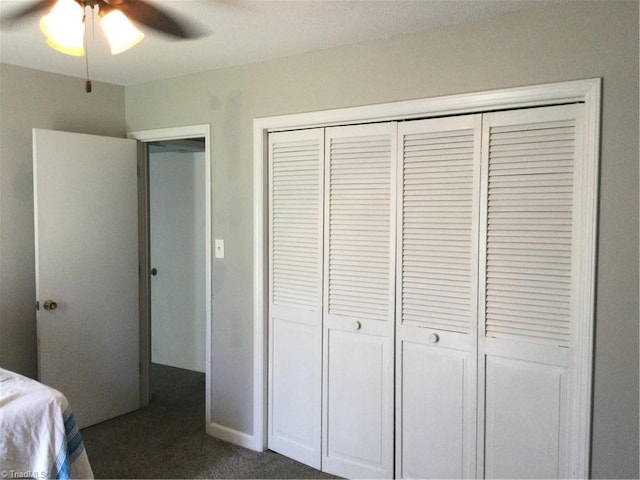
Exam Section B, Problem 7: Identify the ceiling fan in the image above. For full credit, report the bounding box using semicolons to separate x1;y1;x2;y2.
1;0;201;37
1;0;202;90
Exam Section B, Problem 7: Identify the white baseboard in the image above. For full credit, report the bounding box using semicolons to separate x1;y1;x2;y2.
206;422;263;452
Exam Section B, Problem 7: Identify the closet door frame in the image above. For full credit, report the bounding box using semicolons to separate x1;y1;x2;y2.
253;78;600;477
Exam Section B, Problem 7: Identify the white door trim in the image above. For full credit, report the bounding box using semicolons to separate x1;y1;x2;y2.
253;78;600;474
128;124;212;429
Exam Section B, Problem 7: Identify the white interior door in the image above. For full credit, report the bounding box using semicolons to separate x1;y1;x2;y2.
33;128;140;428
268;128;324;468
477;104;584;478
322;123;396;479
396;115;481;479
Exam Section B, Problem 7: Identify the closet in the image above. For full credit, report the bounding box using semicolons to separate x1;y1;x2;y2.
267;102;592;479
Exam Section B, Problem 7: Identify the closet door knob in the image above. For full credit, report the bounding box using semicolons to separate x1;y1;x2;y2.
353;321;362;331
428;333;440;344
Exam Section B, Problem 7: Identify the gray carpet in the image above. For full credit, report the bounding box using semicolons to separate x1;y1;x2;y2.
81;363;337;479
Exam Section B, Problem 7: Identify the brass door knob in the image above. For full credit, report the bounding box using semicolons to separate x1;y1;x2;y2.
43;300;58;311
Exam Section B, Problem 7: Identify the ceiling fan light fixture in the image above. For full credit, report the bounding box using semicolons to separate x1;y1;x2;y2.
40;0;85;56
99;8;144;55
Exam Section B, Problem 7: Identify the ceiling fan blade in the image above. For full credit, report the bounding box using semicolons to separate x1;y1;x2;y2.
110;0;202;39
0;0;57;27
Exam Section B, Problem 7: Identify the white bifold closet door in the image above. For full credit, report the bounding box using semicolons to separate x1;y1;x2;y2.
267;102;592;480
395;103;588;479
477;104;585;479
268;128;324;469
322;123;396;479
395;114;481;479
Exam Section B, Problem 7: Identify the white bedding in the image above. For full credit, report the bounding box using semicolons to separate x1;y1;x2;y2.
0;368;94;479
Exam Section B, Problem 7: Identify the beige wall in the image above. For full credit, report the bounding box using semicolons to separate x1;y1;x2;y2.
0;64;126;375
126;1;639;477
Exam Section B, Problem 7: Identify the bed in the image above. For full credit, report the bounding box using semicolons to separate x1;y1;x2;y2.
0;368;94;479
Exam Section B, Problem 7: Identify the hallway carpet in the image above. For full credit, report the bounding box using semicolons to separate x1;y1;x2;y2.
81;364;336;479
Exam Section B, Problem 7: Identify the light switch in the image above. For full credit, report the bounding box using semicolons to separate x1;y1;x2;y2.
215;239;224;259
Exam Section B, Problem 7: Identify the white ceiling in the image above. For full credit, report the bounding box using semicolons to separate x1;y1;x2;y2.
0;0;561;86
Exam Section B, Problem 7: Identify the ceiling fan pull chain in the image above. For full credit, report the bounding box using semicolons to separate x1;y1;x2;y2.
84;12;92;93
90;4;96;40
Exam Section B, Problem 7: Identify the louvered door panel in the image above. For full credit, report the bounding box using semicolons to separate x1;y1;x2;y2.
478;104;584;478
326;135;393;322
485;119;575;346
396;115;480;478
322;123;396;479
268;129;324;469
400;121;479;334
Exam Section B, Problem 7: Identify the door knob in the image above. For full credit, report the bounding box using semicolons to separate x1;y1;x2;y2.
150;268;158;276
43;300;58;311
353;320;362;331
428;333;440;344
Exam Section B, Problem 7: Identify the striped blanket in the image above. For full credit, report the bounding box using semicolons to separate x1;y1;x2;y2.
0;368;94;479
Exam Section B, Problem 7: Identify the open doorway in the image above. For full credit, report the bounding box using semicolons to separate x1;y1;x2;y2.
148;138;206;372
148;138;206;399
130;124;212;428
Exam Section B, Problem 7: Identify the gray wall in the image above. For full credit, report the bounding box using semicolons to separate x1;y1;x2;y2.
0;64;126;376
126;1;639;477
0;0;636;477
